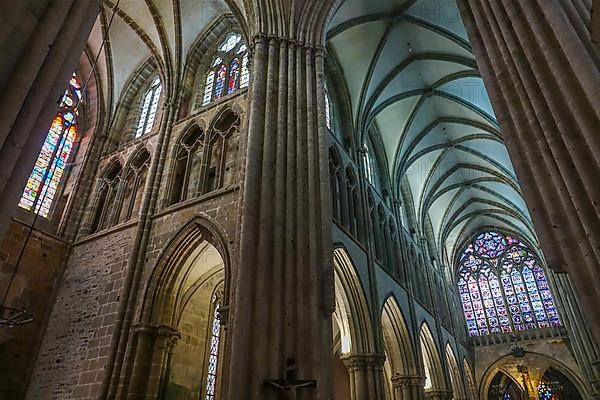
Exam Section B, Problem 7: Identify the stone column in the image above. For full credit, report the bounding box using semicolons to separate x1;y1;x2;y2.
457;0;600;343
126;324;180;399
392;374;433;400
226;34;334;399
414;377;429;400
391;374;412;400
342;354;386;399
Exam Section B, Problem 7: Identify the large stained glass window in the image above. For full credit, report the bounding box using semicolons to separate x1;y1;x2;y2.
19;74;82;218
204;302;221;400
457;231;560;337
135;76;162;138
201;32;249;106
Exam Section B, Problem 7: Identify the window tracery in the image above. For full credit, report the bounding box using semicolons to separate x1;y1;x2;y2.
168;110;240;206
457;231;560;337
90;163;122;233
201;33;249;107
204;298;221;400
363;139;377;187
135;76;162;138
19;73;81;218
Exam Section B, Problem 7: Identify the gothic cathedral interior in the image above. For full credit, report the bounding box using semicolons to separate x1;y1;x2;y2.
0;0;599;399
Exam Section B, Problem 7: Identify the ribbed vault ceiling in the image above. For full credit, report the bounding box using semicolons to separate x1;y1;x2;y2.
327;0;537;262
87;0;243;113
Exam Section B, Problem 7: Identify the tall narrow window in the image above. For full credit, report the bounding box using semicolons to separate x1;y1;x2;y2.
204;304;221;400
456;231;560;337
227;58;240;94
363;140;376;185
19;74;81;218
214;64;227;100
240;52;250;88
135;76;162;138
324;81;332;130
203;72;216;105
201;32;249;106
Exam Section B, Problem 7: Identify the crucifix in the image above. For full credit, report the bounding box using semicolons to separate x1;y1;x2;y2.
264;358;317;400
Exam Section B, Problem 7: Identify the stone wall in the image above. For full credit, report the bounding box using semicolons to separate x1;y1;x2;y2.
26;226;135;399
24;94;246;399
165;271;223;400
0;220;68;399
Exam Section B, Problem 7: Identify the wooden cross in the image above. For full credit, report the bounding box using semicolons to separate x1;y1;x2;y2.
265;358;317;400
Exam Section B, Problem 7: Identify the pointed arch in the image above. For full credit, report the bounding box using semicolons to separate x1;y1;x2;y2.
118;146;151;222
88;159;123;233
479;352;589;400
445;343;467;400
205;107;242;192
381;295;417;398
418;323;445;392
106;58;161;149
455;231;561;337
329;145;343;223
168;123;206;205
135;215;232;400
18;73;83;218
332;246;376;355
140;215;232;326
463;358;477;400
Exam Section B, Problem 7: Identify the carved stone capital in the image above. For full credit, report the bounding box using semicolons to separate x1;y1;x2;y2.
392;374;426;388
425;389;454;400
391;373;413;388
341;353;386;371
251;33;325;53
133;323;180;343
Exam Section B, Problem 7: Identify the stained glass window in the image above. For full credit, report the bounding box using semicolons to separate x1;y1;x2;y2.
538;381;553;400
456;231;560;337
135;76;162;138
227;58;240;94
240;53;250;88
202;72;215;106
201;32;249;106
19;73;81;218
205;304;221;400
218;32;241;52
214;64;226;99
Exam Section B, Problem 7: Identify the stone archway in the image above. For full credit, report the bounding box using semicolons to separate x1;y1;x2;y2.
445;344;467;400
419;324;449;400
161;242;225;400
479;352;589;400
332;246;383;400
122;217;232;399
381;295;420;400
463;359;477;400
488;371;525;400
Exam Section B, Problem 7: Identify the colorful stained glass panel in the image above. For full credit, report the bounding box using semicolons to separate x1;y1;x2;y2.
19;74;80;218
214;64;226;99
456;231;560;337
227;58;240;94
